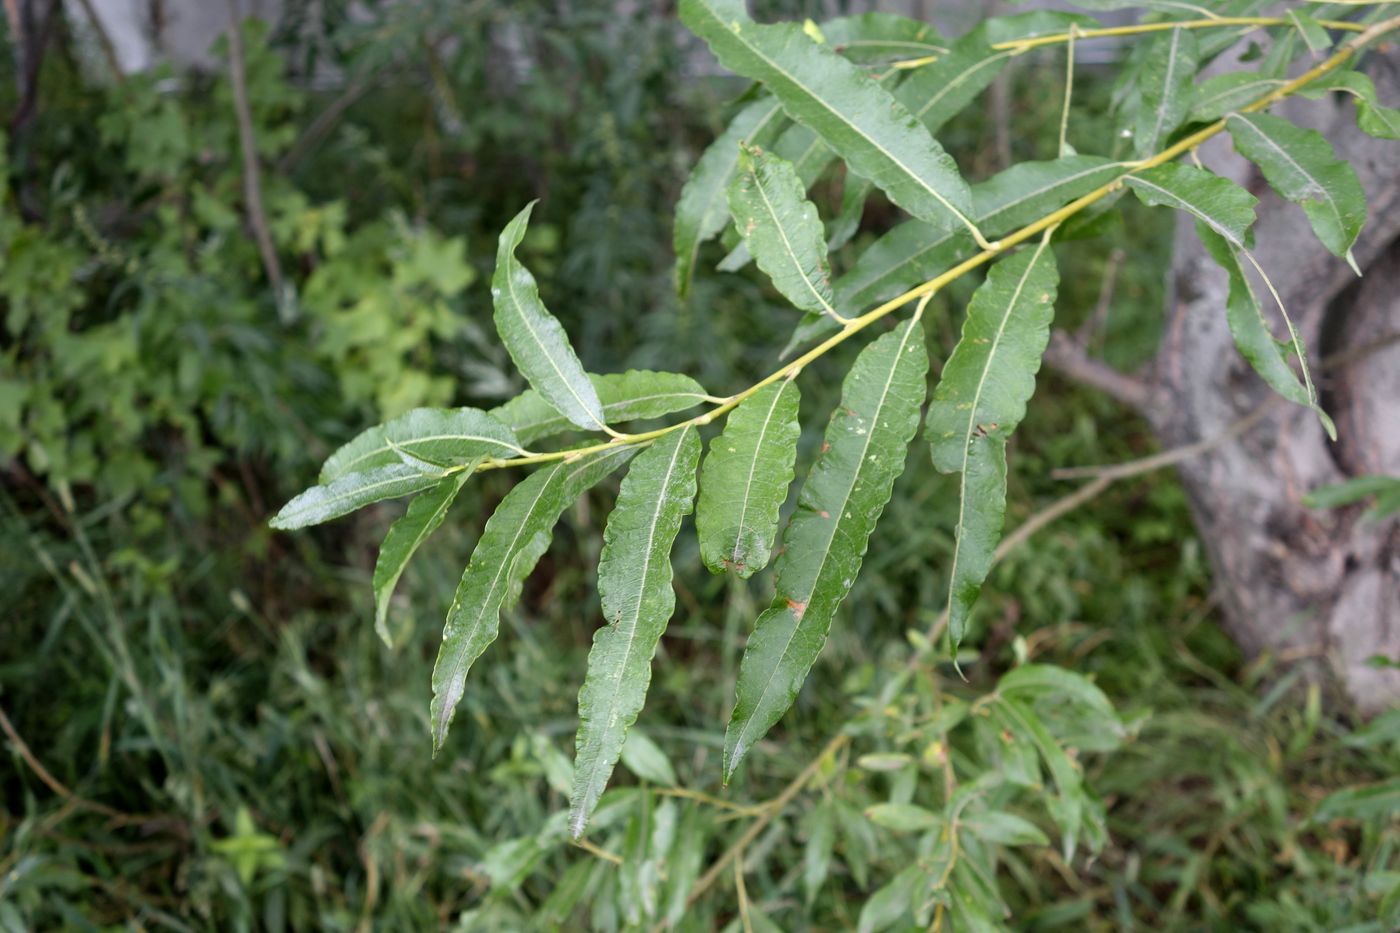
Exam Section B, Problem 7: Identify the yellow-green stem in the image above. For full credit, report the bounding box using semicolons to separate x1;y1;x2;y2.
476;15;1398;476
890;15;1368;71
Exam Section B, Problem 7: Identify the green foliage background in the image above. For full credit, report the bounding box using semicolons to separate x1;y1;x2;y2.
2;2;1397;929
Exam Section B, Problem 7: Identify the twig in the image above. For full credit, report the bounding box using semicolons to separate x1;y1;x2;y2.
665;732;850;923
224;1;285;302
277;74;378;174
0;704;127;822
1044;330;1156;413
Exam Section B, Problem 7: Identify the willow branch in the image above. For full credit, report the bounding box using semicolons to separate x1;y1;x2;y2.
476;18;1398;478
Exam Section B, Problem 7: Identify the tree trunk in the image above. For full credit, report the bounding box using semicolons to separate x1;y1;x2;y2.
1148;56;1400;714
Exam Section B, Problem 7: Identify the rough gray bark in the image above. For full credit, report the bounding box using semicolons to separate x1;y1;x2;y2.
1147;56;1400;714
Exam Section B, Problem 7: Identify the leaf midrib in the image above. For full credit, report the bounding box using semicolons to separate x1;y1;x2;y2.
503;262;605;431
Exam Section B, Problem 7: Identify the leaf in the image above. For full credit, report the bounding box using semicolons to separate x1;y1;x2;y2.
894;32;1011;137
1304;475;1400;511
802;801;836;906
696;379;801;578
820;12;947;64
372;468;475;646
491;370;712;446
1313;778;1400;823
960;810;1050;847
1287;10;1331;56
674;96;786;298
570;427;701;836
827;174;873;253
270;464;446;530
620;730;678;786
857;864;923;933
728;145;842;321
681;0;978;239
1189;73;1286;124
1124;163;1257;249
996;664;1117;723
1300;70;1400;141
429;445;637;753
864;802;941;833
724;318;928;779
1195;224;1333;437
1226;112;1367;268
319;407;524;484
492;202;606;431
1133;28;1198;158
662;806;708;927
926;240;1059;646
993;698;1085;857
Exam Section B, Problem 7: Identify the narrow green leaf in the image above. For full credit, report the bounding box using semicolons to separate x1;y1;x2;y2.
1125;162;1257;249
827;174;873;253
372;467;475;647
926;241;1059;646
724;318;928;779
570;427;701;836
1301;70;1400;141
491;370;712;446
1303;475;1400;510
820;13;946;64
696;379;801;577
620;730;678;786
1287;10;1331;56
961;810;1050;847
996;664;1117;723
1314;778;1400;823
674;96;786;298
802;801;836;906
319;407;524;484
1195;224;1333;437
1134;28;1199;158
857;864;923;933
1226;112;1366;266
493;202;606;431
1357;98;1400;141
681;0;978;238
662;806;708;927
430;445;637;753
1189;73;1286;124
894;33;1010;137
993;698;1085;856
728;145;842;321
864;802;941;833
271;464;445;531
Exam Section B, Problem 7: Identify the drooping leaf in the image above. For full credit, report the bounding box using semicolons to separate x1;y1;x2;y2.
662;806;709;927
857;864;924;933
696;379;801;577
1195;224;1334;437
492;202;606;431
926;240;1059;646
271;464;446;531
570;427;701;836
827;174;874;254
1300;70;1400;141
996;663;1117;723
1124;162;1257;248
1133;28;1199;157
619;730;678;786
724;318;928;779
372;467;475;646
992;698;1085;857
1287;10;1331;56
681;0;978;238
1226;111;1367;268
728;145;842;321
674;96;786;298
802;800;836;906
492;370;712;446
319;407;525;484
430;445;637;753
